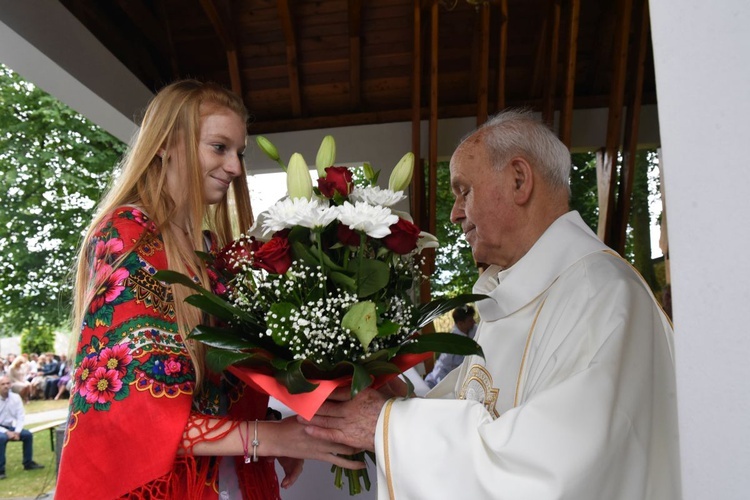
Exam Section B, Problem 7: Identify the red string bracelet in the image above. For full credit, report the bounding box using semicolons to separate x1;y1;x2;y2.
238;420;252;464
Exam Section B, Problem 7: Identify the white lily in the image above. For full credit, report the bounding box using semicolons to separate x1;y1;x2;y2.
388;152;415;192
315;135;336;177
287;153;313;200
416;231;439;251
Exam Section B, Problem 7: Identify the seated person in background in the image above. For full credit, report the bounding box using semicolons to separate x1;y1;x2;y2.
43;355;68;400
424;306;478;389
7;357;31;403
0;376;44;480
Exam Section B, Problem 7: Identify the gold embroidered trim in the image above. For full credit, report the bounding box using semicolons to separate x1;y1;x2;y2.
514;297;547;407
382;398;397;500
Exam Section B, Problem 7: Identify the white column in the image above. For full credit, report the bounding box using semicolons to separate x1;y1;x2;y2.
650;1;750;499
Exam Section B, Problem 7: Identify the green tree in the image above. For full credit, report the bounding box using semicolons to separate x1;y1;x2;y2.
430;161;478;297
0;64;126;334
20;324;55;355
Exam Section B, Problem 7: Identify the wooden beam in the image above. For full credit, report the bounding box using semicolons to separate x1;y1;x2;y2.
116;0;170;58
612;0;650;253
599;0;633;245
542;0;562;126
477;2;491;126
276;0;303;117
411;0;424;231
428;0;438;239
558;0;580;147
199;0;242;96
496;0;508;112
348;0;362;110
530;16;549;99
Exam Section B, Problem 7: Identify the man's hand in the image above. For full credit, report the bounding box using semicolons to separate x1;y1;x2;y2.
301;388;388;452
6;430;20;440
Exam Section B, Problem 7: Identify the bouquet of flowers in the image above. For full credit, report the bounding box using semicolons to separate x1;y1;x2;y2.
157;135;485;494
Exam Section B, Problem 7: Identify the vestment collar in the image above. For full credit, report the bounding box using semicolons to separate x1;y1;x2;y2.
473;211;609;321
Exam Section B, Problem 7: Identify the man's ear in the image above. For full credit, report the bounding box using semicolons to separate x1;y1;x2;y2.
509;157;533;204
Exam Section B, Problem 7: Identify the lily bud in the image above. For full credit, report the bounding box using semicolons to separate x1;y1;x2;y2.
315;135;336;177
388;152;415;192
287;153;313;200
256;136;281;163
362;162;375;181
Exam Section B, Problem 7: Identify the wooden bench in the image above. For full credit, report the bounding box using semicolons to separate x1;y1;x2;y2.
27;418;67;452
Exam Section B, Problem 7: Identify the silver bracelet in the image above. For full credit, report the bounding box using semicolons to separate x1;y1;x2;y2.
251;419;260;462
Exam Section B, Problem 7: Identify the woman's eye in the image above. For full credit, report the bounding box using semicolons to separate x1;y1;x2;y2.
212;144;226;153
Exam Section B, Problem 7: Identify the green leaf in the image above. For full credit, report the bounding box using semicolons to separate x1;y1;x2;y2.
205;349;252;373
342;301;379;350
155;270;258;325
275;360;319;394
399;332;485;358
377;321;401;338
330;271;356;292
417;293;489;329
352;258;389;297
310;244;346;271
194;250;214;263
188;325;260;350
361;360;402;376
350;363;373;398
291;240;320;268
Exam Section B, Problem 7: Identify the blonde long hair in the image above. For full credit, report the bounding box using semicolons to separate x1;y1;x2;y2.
71;80;253;387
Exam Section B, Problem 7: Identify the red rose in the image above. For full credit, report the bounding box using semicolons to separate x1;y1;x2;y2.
382;218;421;254
337;223;361;246
253;235;293;274
317;166;353;198
216;237;262;274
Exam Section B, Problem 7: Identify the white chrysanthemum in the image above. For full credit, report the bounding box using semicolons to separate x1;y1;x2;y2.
262;197;320;235
295;202;339;230
349;186;406;207
337;201;398;238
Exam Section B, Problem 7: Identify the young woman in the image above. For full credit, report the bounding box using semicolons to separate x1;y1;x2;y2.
56;80;362;499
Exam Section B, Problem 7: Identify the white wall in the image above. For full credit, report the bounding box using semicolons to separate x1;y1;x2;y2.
650;1;750;499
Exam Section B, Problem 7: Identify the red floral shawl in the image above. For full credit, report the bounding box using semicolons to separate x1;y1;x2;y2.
56;207;279;500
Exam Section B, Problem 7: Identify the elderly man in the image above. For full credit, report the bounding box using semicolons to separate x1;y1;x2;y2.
305;110;680;499
0;375;44;479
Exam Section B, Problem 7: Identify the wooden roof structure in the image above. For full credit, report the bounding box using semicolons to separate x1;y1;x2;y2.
59;0;656;253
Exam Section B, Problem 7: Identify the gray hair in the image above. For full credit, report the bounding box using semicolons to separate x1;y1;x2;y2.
465;109;572;194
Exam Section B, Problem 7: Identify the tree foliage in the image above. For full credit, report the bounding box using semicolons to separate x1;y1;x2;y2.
20;324;56;355
429;161;478;297
0;64;126;334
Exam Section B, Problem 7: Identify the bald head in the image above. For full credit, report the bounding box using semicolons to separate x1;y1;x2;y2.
449;110;571;269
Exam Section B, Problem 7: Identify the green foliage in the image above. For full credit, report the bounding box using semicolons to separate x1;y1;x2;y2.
570;152;599;233
19;324;55;354
430;161;478;297
0;64;126;334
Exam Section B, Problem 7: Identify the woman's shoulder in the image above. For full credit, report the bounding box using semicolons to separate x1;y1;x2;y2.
94;205;159;239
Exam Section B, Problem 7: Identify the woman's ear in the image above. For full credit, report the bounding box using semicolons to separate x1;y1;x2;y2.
509;157;534;204
157;148;166;160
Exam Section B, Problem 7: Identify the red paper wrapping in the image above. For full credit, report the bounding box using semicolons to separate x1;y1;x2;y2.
228;352;432;420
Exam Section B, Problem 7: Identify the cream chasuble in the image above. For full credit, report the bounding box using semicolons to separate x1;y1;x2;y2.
374;211;680;500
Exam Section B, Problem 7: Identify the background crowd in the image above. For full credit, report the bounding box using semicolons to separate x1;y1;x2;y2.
0;352;71;403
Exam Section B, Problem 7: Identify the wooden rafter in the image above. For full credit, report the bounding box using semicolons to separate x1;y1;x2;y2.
348;0;362;109
496;0;508;112
477;2;491;126
276;0;302;117
411;0;424;231
542;0;562;126
116;0;170;59
429;0;438;240
598;0;633;243
559;0;580;147
531;16;549;99
611;0;650;253
199;0;242;96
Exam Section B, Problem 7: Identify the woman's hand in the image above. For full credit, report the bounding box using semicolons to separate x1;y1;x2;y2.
276;457;304;489
264;416;365;470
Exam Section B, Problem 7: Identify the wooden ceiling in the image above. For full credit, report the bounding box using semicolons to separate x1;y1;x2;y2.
58;0;656;136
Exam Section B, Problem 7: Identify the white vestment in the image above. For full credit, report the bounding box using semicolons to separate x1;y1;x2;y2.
375;211;680;499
